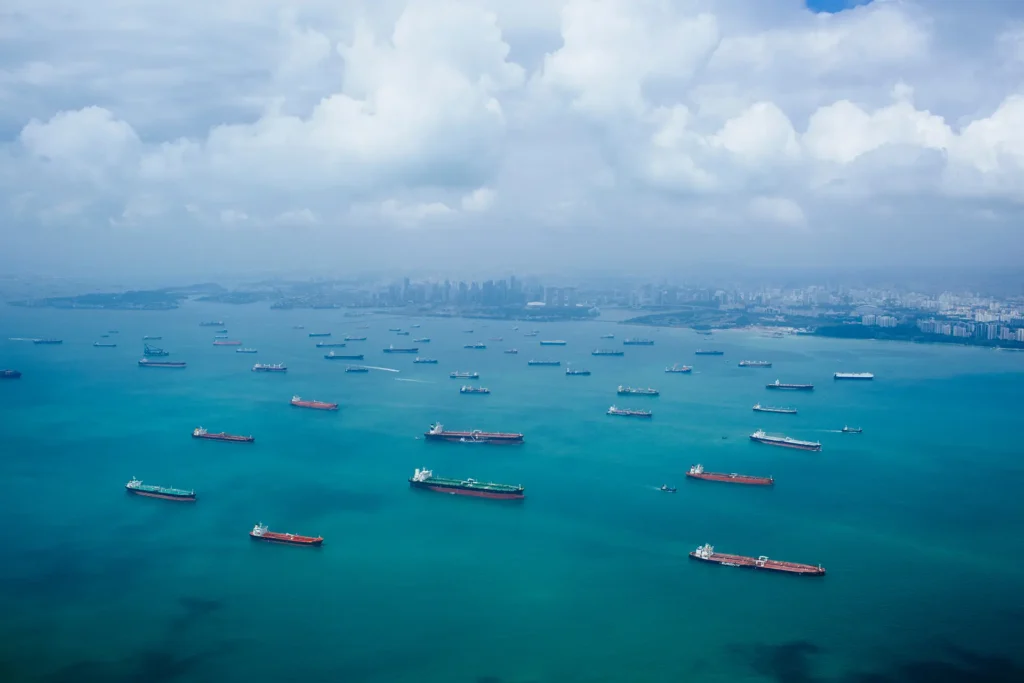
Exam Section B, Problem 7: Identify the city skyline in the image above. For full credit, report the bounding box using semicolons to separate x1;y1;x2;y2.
3;0;1024;277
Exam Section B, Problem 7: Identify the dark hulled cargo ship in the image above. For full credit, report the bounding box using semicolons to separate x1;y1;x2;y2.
695;350;724;355
623;339;654;346
252;363;287;373
32;338;63;344
689;543;824;576
325;352;364;360
424;422;523;444
125;477;195;501
249;523;323;546
592;349;624;356
384;345;418;354
766;380;813;390
409;468;524;500
753;404;797;414
192;427;254;443
316;342;346;348
750;430;821;451
686;464;773;486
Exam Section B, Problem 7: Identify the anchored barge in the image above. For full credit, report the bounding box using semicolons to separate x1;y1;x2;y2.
689;543;824;576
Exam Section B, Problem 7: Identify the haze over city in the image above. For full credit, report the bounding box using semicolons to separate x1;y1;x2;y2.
3;0;1024;280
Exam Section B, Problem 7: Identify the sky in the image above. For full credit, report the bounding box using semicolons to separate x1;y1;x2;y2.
1;0;1024;282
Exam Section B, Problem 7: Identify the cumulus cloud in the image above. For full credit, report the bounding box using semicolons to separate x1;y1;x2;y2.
1;0;1023;274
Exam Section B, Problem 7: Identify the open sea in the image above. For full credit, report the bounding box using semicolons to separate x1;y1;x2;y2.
1;303;1023;683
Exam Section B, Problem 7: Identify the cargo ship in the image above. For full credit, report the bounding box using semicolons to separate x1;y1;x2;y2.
540;340;567;346
689;544;824;576
527;360;560;366
695;350;724;355
325;352;364;360
139;358;186;368
1;369;23;379
749;429;821;451
834;372;874;380
126;478;195;501
753;404;797;414
450;371;479;379
623;339;654;346
600;334;615;339
413;338;431;343
252;363;287;373
460;385;491;394
236;348;258;354
766;380;813;390
308;332;331;338
344;336;367;341
213;340;243;346
192;427;254;443
144;344;169;356
409;468;525;500
504;348;518;354
396;331;410;336
93;342;117;347
739;360;772;367
384;345;418;354
345;366;369;373
665;364;692;373
607;405;652;418
566;368;591;376
32;338;62;345
464;343;487;349
841;426;863;434
143;335;162;340
424;422;523;444
199;321;224;327
413;357;437;364
290;395;338;410
686;464;773;486
592;349;624;356
249;523;323;547
617;386;659;396
388;328;402;332
316;342;346;348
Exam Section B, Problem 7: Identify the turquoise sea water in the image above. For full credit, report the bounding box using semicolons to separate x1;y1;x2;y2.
1;304;1023;682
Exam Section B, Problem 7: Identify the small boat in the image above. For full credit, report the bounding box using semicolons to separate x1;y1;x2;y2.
659;485;677;493
841;426;863;434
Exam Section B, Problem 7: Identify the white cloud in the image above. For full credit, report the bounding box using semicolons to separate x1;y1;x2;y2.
1;0;1023;274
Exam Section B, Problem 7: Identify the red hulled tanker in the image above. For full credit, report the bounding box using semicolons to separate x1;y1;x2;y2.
689;544;825;576
686;464;773;486
249;523;323;546
290;395;338;411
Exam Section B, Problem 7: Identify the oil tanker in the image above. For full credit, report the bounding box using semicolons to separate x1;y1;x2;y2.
125;478;195;501
316;342;346;348
527;360;560;366
424;422;523;444
138;358;186;368
834;372;874;380
766;380;813;390
686;464;773;486
750;429;821;451
753;404;797;414
607;405;652;418
617;386;659;396
665;364;692;373
739;360;772;368
213;340;243;346
344;336;367;341
384;345;418;354
409;468;524;500
325;352;364;360
192;427;254;443
252;363;287;373
623;339;654;346
290;395;338;411
308;332;332;337
592;349;624;356
689;543;824;576
460;385;491;394
695;350;724;355
249;523;323;546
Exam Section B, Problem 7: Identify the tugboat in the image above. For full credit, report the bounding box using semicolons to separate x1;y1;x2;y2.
192;427;255;443
659;485;677;493
841;426;863;434
423;422;523;444
607;405;652;418
249;523;323;546
252;363;287;373
125;477;195;502
460;385;491;394
689;543;825;576
409;468;525;500
686;464;773;486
